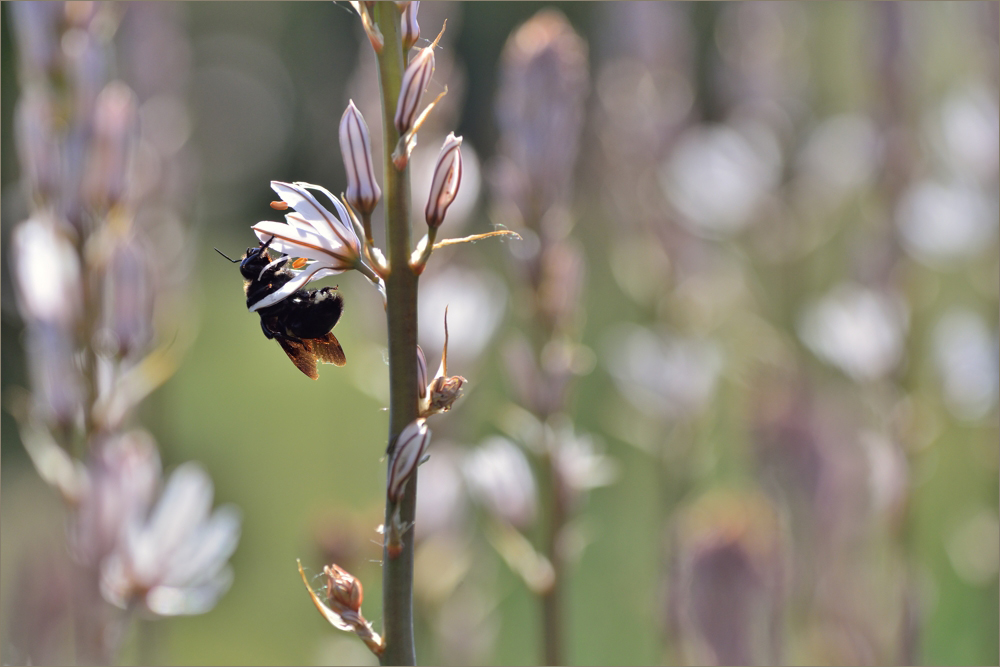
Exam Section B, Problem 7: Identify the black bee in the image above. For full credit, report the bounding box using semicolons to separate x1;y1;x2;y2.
217;237;346;379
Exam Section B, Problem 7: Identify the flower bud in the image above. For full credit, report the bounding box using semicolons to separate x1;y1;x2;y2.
387;418;431;502
324;564;363;614
401;1;420;51
339;100;381;215
425;133;462;229
394;45;435;135
416;345;428;400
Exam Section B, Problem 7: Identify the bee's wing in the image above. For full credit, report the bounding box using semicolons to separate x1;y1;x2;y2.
308;332;347;367
276;336;320;380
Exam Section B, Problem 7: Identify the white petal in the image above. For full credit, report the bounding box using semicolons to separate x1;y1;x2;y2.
145;567;234;616
161;505;242;588
248;265;344;312
135;463;213;581
253;221;345;257
271;181;360;252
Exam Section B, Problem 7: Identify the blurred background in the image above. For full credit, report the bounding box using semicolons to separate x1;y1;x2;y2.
1;2;997;665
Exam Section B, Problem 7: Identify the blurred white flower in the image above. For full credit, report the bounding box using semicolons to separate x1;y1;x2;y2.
798;283;908;383
549;425;617;499
12;214;82;326
418;266;506;365
71;431;161;568
795;113;880;203
896;180;996;268
661;123;780;237
101;462;241;616
933;83;1000;182
463;437;537;528
605;323;723;420
932;308;999;421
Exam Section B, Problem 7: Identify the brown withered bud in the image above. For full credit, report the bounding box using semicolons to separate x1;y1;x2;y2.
324;564;363;614
428;374;466;414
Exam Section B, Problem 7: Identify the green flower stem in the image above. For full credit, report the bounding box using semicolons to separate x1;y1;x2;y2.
374;4;419;665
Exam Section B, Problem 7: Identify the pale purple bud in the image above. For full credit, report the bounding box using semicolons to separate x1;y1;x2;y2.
401;1;421;51
394;46;435;135
339;100;381;215
102;237;153;358
416;345;428;400
425;133;462;229
387;419;431;503
84;81;138;210
14;89;60;204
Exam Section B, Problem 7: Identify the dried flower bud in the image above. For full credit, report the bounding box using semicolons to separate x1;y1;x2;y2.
425;133;463;229
401;1;421;51
394;45;435;135
339;100;381;215
325;564;363;614
428;374;466;414
387;418;431;502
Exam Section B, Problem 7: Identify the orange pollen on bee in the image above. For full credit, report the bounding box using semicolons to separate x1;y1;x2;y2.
291;257;308;269
270;201;289;210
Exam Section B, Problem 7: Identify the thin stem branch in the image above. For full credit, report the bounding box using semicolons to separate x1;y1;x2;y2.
374;4;419;665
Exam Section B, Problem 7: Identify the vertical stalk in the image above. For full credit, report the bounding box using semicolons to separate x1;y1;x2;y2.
541;450;565;666
373;5;419;665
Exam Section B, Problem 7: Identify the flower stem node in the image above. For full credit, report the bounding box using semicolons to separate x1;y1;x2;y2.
387;418;431;503
339;101;381;217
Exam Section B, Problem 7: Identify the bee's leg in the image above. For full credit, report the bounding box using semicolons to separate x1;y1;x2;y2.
260;318;276;340
273;331;305;344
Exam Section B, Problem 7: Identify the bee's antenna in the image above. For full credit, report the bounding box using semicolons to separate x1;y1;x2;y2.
260;235;276;251
214;248;240;263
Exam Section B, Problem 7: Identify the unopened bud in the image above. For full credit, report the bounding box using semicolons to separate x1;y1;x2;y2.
401;1;420;51
84;81;137;210
416;345;428;400
340;101;381;215
324;564;363;614
425;132;462;229
394;45;435;135
387;418;431;502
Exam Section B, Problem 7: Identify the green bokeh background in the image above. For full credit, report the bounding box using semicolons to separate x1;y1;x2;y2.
2;2;997;665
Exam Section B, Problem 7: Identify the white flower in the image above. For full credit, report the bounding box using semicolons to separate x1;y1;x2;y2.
100;462;241;616
251;181;366;311
463;437;537;528
798;283;908;383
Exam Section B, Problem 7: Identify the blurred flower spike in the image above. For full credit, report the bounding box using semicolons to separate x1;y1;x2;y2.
400;1;420;52
340;101;381;217
100;462;242;616
425;132;463;230
387;418;431;503
297;560;384;656
251;181;383;310
419;307;467;417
